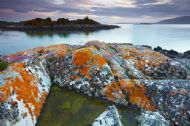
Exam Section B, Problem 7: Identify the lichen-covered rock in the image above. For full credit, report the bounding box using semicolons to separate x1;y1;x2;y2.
174;58;190;78
137;110;170;126
144;80;190;125
0;59;51;126
154;46;190;78
0;41;189;125
47;46;127;105
92;105;123;126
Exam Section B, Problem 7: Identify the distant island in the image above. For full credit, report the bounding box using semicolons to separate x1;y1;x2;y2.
0;17;119;31
157;16;190;24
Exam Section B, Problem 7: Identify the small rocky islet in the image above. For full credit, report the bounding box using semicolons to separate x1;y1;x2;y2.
0;17;119;31
0;41;190;126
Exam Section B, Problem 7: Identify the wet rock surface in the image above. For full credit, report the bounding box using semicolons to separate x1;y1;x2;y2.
0;41;189;126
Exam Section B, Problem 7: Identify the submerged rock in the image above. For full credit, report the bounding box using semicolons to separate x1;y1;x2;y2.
0;41;189;125
92;105;123;126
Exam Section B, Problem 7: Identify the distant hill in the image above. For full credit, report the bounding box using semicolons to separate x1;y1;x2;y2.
157;16;190;24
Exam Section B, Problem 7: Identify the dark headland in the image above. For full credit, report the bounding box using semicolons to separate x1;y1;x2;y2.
0;17;119;31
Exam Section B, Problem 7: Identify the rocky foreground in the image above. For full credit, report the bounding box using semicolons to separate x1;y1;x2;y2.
0;41;190;126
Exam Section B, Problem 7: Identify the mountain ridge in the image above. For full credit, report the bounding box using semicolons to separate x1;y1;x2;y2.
157;16;190;24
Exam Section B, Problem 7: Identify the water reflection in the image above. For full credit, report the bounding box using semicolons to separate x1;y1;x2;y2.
37;85;139;126
25;31;93;38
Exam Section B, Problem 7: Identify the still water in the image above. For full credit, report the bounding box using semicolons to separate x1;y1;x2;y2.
36;85;139;126
0;24;190;54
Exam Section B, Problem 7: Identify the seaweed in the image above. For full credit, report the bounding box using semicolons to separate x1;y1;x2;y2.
0;61;8;71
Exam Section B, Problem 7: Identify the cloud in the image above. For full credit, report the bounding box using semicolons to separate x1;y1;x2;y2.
28;10;59;17
0;0;190;23
142;0;172;5
46;0;65;5
80;0;137;8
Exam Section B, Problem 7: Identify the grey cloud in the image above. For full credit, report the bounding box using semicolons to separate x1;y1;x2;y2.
0;0;189;22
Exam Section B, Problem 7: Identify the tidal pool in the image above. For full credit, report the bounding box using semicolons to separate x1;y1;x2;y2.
36;85;139;126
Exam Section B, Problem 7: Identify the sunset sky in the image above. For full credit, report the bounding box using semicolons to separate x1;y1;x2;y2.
0;0;189;23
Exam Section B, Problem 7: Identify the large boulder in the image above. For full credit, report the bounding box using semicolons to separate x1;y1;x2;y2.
0;41;189;125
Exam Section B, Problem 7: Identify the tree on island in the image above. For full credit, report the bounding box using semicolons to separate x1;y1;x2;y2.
24;17;52;26
56;18;70;25
23;17;100;26
73;16;100;24
45;17;52;25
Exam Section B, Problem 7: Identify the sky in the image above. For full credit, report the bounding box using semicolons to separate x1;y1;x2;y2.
0;0;189;23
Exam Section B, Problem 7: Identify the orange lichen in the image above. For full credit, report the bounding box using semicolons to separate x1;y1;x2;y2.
0;82;11;102
44;44;68;57
72;47;106;79
135;59;147;72
6;44;68;61
104;78;156;111
119;79;156;111
10;62;25;69
75;75;81;80
93;55;107;68
0;62;48;120
73;48;92;66
78;66;91;79
33;44;68;57
124;47;168;76
119;79;128;89
104;81;125;102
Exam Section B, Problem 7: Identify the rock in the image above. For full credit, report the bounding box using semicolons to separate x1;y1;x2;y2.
137;110;170;126
154;46;190;59
0;41;189;125
183;51;190;58
144;80;190;126
174;58;190;78
154;46;163;52
92;105;123;126
142;45;152;49
47;46;127;105
0;59;51;126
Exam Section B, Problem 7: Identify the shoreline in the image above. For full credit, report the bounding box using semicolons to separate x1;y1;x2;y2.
0;24;120;31
0;42;189;59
